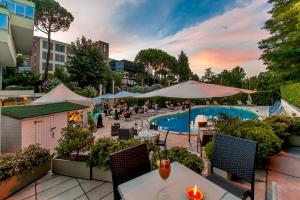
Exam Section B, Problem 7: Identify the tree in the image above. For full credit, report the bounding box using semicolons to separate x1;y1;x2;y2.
66;36;110;90
177;51;192;82
135;49;178;85
201;68;216;83
191;73;200;81
259;0;300;82
35;0;74;80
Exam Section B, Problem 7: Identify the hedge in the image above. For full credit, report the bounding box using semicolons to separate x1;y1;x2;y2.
281;82;300;108
0;145;51;181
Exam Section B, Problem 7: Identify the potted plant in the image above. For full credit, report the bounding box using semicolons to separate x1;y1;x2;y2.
288;118;300;146
0;145;51;200
52;126;94;179
87;138;141;182
150;147;204;174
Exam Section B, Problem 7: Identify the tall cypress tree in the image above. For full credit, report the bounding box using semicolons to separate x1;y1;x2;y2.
178;51;192;82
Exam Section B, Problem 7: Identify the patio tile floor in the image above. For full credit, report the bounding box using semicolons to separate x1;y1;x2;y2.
8;173;113;200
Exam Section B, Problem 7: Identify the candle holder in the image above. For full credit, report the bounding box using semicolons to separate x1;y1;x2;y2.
186;186;204;200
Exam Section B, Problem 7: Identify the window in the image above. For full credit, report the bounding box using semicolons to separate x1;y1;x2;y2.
0;13;8;30
16;3;25;16
6;0;15;14
42;63;53;71
55;43;65;52
55;54;65;62
43;41;53;50
25;6;34;19
43;52;53;60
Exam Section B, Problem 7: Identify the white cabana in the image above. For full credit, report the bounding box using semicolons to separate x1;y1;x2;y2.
32;84;92;106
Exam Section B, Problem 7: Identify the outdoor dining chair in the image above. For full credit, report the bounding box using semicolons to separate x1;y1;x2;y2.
156;130;169;150
118;128;133;140
149;124;159;131
111;123;120;137
207;134;257;200
110;143;151;200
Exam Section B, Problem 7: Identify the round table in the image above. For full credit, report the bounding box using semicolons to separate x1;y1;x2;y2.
137;129;160;142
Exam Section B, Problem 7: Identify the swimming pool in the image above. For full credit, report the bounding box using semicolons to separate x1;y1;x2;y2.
151;106;258;133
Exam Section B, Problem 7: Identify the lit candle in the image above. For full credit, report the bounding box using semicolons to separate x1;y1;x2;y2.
193;185;197;199
186;184;203;200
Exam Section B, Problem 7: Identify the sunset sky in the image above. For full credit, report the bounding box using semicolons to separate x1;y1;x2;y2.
35;0;271;77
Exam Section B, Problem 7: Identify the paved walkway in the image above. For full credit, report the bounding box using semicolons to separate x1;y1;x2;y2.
8;173;113;200
267;147;300;200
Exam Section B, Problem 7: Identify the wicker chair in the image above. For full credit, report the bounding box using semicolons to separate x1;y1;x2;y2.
149;124;159;131
207;134;257;200
110;144;151;200
111;123;120;136
118;128;133;140
156;130;169;150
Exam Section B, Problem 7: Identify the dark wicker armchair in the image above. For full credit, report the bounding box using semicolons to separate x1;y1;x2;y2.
111;123;120;136
110;144;151;200
207;134;257;200
118;128;133;140
156;130;169;150
149;124;158;131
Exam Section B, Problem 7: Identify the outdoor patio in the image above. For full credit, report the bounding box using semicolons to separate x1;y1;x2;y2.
8;173;113;200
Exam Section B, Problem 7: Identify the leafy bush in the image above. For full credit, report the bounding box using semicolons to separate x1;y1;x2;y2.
78;86;98;97
264;115;294;139
55;126;95;161
205;140;214;160
290;118;300;136
87;138;141;170
216;115;281;161
0;144;51;181
233;121;281;161
40;78;61;92
151;147;204;174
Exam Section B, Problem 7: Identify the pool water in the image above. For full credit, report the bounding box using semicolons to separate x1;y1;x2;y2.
151;106;258;133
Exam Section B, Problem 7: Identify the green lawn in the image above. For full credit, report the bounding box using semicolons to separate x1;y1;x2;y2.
281;82;300;108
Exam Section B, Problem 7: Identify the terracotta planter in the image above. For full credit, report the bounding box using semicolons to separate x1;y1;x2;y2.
52;158;91;179
0;160;51;200
92;166;112;182
288;136;300;147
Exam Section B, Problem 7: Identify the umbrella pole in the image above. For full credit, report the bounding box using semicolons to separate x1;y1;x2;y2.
188;105;191;147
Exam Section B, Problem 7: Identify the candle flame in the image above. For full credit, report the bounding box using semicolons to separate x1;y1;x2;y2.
194;185;197;196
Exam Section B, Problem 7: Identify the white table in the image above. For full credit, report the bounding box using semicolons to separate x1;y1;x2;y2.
118;162;239;200
137;129;160;141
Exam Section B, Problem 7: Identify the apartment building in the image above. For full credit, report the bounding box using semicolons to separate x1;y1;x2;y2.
30;36;70;74
0;0;35;67
30;37;110;75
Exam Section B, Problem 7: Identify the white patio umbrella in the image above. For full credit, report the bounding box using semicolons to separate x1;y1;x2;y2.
138;80;256;144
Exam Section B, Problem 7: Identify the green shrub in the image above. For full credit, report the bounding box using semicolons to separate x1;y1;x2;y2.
151;147;204;174
233;121;281;161
79;86;98;97
0;144;51;181
55;126;95;161
41;78;61;92
87;138;141;170
264;115;294;139
290;118;300;136
216;115;281;161
205;140;214;160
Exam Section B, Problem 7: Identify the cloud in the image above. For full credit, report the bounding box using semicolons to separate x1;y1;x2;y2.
36;0;271;77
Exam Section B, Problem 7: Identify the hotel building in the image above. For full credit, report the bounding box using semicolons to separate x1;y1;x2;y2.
0;0;35;89
30;36;109;75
